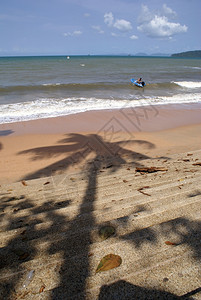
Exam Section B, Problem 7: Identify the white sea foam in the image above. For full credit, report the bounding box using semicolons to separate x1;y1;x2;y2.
183;66;201;70
42;83;61;86
1;92;201;124
174;81;201;88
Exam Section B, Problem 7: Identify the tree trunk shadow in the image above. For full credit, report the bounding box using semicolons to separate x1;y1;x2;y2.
50;161;100;299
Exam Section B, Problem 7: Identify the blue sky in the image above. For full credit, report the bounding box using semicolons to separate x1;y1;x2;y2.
1;0;201;56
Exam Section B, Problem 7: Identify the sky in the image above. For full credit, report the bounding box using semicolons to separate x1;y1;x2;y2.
1;0;201;56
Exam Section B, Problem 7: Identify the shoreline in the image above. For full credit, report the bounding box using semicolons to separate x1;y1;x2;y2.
0;103;201;184
1;102;201;136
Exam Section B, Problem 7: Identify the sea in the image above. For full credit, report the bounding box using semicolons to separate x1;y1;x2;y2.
0;55;201;124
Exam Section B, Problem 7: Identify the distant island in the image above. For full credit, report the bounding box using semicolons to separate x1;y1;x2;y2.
171;50;201;58
134;52;170;57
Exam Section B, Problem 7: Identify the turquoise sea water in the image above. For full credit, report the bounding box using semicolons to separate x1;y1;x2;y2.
0;55;201;124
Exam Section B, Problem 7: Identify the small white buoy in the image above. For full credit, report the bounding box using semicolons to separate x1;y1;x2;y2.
67;56;70;59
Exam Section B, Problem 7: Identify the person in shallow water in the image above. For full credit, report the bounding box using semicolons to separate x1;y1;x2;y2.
136;77;145;86
136;77;142;83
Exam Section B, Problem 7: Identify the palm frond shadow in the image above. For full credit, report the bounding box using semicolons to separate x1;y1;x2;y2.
18;133;157;180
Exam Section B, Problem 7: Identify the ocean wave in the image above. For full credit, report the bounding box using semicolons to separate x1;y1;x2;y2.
173;81;201;88
0;92;201;124
0;80;198;95
183;66;201;70
0;82;127;94
42;83;61;86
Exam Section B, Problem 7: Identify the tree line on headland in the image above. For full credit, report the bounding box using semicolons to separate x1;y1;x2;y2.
171;50;201;58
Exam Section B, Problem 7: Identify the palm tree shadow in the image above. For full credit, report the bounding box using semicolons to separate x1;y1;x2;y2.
47;134;156;298
18;133;156;180
16;132;172;298
1;132;200;298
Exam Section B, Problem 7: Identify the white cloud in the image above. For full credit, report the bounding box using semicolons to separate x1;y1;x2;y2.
64;30;82;37
130;35;138;40
92;25;104;34
138;15;187;38
104;12;132;34
162;4;177;19
113;19;132;32
104;12;114;27
73;30;82;36
137;5;152;24
137;5;187;38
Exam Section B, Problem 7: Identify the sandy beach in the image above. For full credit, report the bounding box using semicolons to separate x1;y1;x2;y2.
0;104;201;184
0;104;201;299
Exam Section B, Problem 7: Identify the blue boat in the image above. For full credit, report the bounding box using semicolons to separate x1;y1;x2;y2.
130;78;146;88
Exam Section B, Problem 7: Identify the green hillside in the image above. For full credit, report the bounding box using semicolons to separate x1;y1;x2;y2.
171;50;201;58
